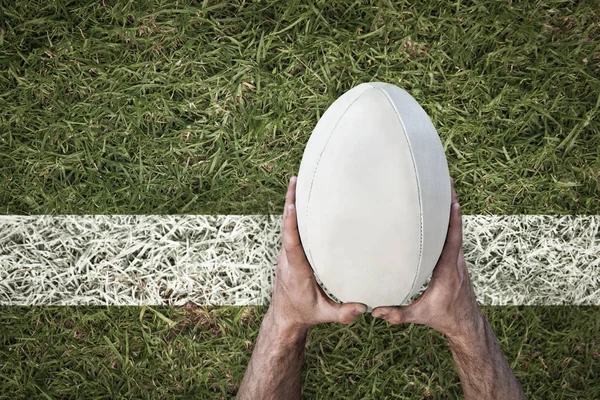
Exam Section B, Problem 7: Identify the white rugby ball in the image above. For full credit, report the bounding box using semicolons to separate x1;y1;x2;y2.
295;82;451;309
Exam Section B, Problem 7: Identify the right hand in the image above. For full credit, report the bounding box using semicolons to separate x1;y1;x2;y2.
371;179;483;338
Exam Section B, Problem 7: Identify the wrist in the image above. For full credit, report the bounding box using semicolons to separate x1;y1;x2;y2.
444;299;486;342
264;307;310;340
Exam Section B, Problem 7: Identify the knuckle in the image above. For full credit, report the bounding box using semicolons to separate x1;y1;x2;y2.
284;240;301;253
453;204;461;216
388;312;402;324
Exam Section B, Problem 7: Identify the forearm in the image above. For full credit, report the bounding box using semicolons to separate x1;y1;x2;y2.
446;308;526;400
237;308;308;400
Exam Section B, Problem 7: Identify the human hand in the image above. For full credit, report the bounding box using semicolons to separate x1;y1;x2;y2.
371;179;482;338
268;176;368;331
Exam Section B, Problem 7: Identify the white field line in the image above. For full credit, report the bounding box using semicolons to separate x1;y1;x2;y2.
0;215;598;306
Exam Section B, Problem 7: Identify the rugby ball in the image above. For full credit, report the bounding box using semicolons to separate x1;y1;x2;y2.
295;82;451;309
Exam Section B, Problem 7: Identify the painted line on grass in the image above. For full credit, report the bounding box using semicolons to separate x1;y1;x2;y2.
0;215;598;306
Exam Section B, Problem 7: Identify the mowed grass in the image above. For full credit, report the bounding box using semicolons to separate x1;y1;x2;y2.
0;0;599;215
0;306;598;399
1;0;600;399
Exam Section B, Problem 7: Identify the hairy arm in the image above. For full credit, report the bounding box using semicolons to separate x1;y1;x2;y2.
446;306;527;399
237;309;308;400
236;176;366;399
372;179;526;399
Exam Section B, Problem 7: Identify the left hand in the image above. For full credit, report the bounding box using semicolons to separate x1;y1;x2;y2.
268;176;368;331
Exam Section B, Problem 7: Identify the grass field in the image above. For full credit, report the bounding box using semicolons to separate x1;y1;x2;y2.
1;0;599;398
0;305;598;399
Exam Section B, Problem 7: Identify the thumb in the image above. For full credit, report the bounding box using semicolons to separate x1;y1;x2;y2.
371;299;427;325
320;301;368;325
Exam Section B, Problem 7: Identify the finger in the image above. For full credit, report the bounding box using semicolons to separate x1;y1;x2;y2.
321;301;368;325
438;186;463;265
456;246;467;281
281;175;308;267
280;176;296;224
448;197;463;252
371;287;430;324
282;202;309;267
371;306;403;324
283;176;297;213
451;177;458;202
371;295;427;325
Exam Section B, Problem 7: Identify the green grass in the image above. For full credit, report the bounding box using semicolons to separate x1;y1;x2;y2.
1;0;600;398
1;0;599;215
0;305;598;399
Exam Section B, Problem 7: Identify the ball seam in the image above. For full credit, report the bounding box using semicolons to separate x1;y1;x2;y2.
372;84;424;306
